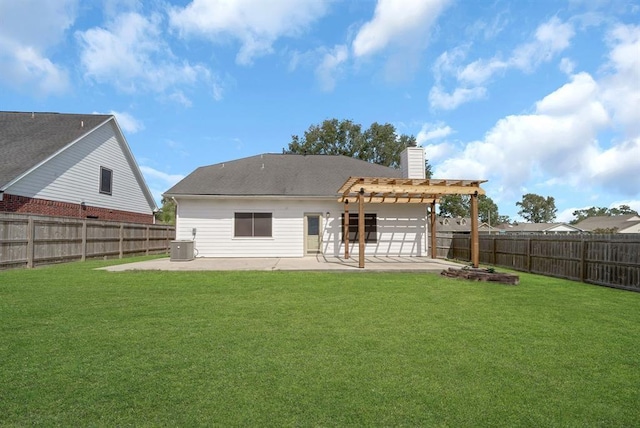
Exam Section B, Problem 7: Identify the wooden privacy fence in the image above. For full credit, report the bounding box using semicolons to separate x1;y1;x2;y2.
0;213;175;270
442;233;640;292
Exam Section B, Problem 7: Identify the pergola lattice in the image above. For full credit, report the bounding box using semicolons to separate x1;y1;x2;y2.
337;177;487;268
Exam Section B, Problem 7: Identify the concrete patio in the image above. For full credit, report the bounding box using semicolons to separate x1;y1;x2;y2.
101;255;464;273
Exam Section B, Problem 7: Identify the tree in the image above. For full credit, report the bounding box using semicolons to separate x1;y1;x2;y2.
438;194;504;226
438;195;468;218
287;118;432;175
516;193;557;223
570;205;639;224
155;197;176;225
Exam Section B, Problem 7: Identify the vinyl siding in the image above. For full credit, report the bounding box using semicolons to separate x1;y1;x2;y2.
400;147;426;179
175;198;426;257
6;121;152;214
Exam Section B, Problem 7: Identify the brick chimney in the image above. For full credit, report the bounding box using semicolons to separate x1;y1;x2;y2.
400;146;426;179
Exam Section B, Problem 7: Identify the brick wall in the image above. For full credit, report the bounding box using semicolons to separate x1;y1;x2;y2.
0;193;154;224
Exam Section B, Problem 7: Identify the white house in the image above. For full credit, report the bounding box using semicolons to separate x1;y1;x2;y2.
164;148;434;258
0;111;156;223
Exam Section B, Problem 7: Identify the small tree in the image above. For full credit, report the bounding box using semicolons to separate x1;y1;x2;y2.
155;197;176;225
438;194;503;226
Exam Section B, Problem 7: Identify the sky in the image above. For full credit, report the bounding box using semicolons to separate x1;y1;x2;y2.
1;0;639;222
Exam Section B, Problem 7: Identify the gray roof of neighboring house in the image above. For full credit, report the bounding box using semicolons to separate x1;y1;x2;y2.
497;222;582;232
165;153;403;197
0;111;112;188
576;215;640;232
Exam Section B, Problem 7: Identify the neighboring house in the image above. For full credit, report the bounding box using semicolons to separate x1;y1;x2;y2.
0;111;156;224
432;216;495;234
164;149;434;258
576;215;640;233
496;222;583;234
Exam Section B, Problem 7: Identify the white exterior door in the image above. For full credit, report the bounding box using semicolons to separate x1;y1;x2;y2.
305;214;321;254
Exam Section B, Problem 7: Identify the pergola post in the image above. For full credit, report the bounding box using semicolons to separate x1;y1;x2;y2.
470;191;479;268
358;188;365;268
344;200;349;259
430;201;437;259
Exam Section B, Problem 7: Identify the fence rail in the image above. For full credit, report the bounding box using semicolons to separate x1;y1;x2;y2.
0;213;175;270
439;233;640;292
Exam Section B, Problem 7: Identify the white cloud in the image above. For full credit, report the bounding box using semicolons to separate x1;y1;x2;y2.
457;58;508;86
429;85;486;110
109;110;144;134
169;0;329;65
432;24;640;206
416;122;453;144
430;17;576;110
600;24;640;137
510;17;575;72
77;12;217;102
352;0;451;58
140;165;185;186
315;44;349;92
423;142;456;163
588;137;640;194
559;57;576;75
0;0;77;95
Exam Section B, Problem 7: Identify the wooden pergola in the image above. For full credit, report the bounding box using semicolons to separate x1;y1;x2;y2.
337;177;487;268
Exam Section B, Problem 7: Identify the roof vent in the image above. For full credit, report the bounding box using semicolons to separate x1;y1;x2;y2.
80;120;84;128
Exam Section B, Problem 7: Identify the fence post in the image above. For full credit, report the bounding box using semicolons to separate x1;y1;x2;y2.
146;225;150;255
527;238;532;273
580;239;587;282
119;224;124;259
26;216;35;268
81;220;87;261
492;236;497;265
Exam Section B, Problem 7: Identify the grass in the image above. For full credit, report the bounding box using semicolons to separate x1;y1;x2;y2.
1;258;639;426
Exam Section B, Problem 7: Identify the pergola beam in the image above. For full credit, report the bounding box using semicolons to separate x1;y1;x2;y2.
359;185;485;196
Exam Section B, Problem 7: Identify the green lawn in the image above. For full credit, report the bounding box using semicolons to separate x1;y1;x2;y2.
1;258;639;427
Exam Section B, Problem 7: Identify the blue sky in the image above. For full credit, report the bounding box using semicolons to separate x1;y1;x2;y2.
1;0;639;222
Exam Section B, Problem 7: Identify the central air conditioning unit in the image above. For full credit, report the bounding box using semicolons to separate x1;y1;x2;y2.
170;240;194;261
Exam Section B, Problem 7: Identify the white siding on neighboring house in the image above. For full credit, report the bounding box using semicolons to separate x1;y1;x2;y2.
547;224;580;233
175;198;427;258
6;121;152;214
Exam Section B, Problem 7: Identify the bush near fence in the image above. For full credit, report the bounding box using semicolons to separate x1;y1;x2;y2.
437;232;640;292
0;213;175;270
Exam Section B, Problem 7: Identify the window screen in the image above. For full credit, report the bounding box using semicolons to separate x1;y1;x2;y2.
341;213;377;243
235;213;272;237
100;167;113;195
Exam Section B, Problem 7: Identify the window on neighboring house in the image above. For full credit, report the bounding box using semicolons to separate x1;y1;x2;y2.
234;212;272;237
100;167;113;195
341;213;377;243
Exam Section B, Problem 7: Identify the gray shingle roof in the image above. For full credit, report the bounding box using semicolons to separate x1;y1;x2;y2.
576;215;640;231
165;153;403;197
0;111;112;188
497;222;582;232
